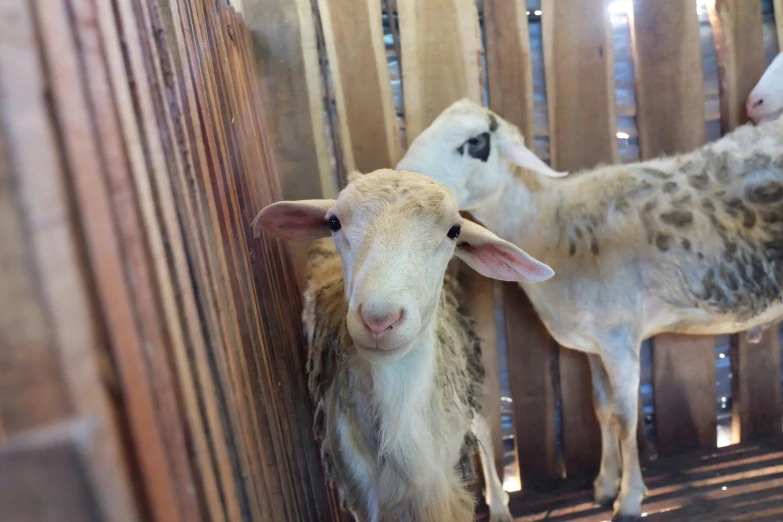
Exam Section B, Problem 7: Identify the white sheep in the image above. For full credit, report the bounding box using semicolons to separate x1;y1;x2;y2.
397;99;783;521
252;169;554;522
748;52;783;125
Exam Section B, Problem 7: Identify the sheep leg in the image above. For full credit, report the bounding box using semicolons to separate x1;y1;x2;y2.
588;354;621;508
472;414;511;522
600;336;646;521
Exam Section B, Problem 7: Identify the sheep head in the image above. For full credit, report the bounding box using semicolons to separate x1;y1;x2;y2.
254;169;553;361
396;99;566;211
748;53;783;124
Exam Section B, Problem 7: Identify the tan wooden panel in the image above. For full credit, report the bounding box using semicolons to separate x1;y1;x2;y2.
630;0;706;157
318;0;400;172
484;0;535;143
503;283;559;488
0;421;117;522
652;335;717;455
777;0;783;49
0;1;140;518
243;0;333;200
541;0;614;477
629;0;716;457
708;0;767;132
398;0;482;139
541;0;619;171
462;272;504;476
731;329;783;443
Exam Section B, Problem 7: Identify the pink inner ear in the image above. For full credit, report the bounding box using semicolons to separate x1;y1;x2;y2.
260;206;327;240
461;242;548;279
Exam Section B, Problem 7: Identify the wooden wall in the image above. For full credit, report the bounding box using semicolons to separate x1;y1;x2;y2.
0;0;343;521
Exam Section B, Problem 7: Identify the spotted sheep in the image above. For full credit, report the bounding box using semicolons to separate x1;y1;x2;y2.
252;169;555;522
396;99;783;521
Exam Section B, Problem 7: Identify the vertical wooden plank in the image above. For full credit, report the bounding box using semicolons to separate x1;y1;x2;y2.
731;329;783;442
503;284;559;489
630;0;706;158
777;0;783;49
398;0;500;499
541;0;615;478
318;0;401;172
708;0;766;131
652;335;717;454
243;0;333;200
0;1;140;519
461;274;504;477
542;0;619;172
398;0;482;139
484;0;535;144
629;0;716;457
484;2;557;487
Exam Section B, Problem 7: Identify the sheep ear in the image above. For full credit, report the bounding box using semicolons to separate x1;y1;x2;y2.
455;220;554;283
499;140;568;178
252;199;336;241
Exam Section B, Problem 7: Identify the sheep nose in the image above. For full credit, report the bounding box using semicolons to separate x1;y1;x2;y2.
360;306;402;336
749;97;764;110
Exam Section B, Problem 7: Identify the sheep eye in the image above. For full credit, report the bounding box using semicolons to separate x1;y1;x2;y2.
447;225;461;240
456;132;491;162
328;215;341;232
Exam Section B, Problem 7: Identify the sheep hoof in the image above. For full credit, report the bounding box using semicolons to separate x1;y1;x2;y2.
489;513;513;522
594;494;617;509
612;516;642;522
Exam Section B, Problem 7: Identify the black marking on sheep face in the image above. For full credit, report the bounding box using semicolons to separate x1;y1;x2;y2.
655;233;671;251
689;173;709;190
681;238;691;251
747;181;783;204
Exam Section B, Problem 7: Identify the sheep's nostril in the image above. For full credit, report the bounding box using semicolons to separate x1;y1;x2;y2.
750;98;764;110
360;307;403;336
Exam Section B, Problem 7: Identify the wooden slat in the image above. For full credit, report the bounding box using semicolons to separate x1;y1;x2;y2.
731;329;783;443
503;283;559;488
629;0;706;158
462;273;504;477
629;0;716;457
708;0;767;131
652;335;717;455
398;0;482;139
0;1;140;518
243;0;333;200
0;422;111;522
541;0;619;172
483;2;558;487
484;0;535;144
318;0;400;172
541;0;615;477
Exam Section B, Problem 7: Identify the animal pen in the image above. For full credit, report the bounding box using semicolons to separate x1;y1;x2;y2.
1;0;783;520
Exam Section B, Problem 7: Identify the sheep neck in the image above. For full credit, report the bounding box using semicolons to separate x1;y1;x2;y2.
470;160;564;261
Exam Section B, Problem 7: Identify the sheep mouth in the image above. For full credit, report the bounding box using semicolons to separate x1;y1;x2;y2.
758;108;783;123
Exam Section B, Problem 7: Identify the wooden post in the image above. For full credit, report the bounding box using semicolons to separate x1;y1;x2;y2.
318;0;401;172
629;0;717;457
731;329;783;443
398;0;503;497
503;284;559;489
777;0;783;49
708;0;767;131
484;0;558;487
484;0;535;143
541;0;616;479
708;0;780;446
652;335;717;453
398;0;482;139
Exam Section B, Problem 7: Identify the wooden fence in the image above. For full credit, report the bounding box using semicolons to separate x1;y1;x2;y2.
1;0;782;521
